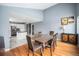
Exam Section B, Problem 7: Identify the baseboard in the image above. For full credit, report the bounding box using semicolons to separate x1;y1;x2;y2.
5;43;27;52
5;49;10;52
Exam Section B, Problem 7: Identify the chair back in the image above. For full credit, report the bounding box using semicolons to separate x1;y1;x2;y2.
26;35;33;51
52;33;58;43
54;33;58;40
49;31;54;35
48;32;54;45
38;32;42;37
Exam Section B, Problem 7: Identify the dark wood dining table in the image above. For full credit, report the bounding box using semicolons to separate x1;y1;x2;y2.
29;34;53;47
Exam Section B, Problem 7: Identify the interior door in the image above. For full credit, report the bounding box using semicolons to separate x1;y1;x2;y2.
27;23;34;35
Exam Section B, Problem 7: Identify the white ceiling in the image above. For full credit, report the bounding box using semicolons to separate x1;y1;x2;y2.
0;3;57;10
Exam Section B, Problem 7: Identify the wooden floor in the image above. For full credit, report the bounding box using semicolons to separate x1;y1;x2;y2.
5;41;79;56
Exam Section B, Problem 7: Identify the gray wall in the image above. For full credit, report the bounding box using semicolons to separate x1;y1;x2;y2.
0;5;43;50
35;3;76;39
0;6;3;35
44;3;76;34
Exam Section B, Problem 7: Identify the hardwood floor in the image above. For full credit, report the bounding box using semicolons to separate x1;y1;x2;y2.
5;41;79;56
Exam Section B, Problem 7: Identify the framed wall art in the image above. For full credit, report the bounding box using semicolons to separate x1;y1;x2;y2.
68;16;74;24
61;17;68;25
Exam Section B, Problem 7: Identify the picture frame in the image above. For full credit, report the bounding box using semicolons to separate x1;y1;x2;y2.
68;16;74;24
61;17;68;25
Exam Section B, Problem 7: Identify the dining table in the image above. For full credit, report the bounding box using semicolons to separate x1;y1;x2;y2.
28;34;53;48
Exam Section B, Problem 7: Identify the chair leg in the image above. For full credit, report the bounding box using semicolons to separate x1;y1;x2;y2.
55;41;57;46
27;48;29;56
53;43;55;52
32;51;34;56
50;46;52;56
42;44;44;52
40;48;43;56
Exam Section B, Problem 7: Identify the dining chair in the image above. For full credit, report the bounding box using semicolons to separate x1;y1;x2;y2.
49;31;54;35
47;33;58;56
53;33;58;47
48;31;54;46
38;32;42;37
47;38;54;56
26;35;43;56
